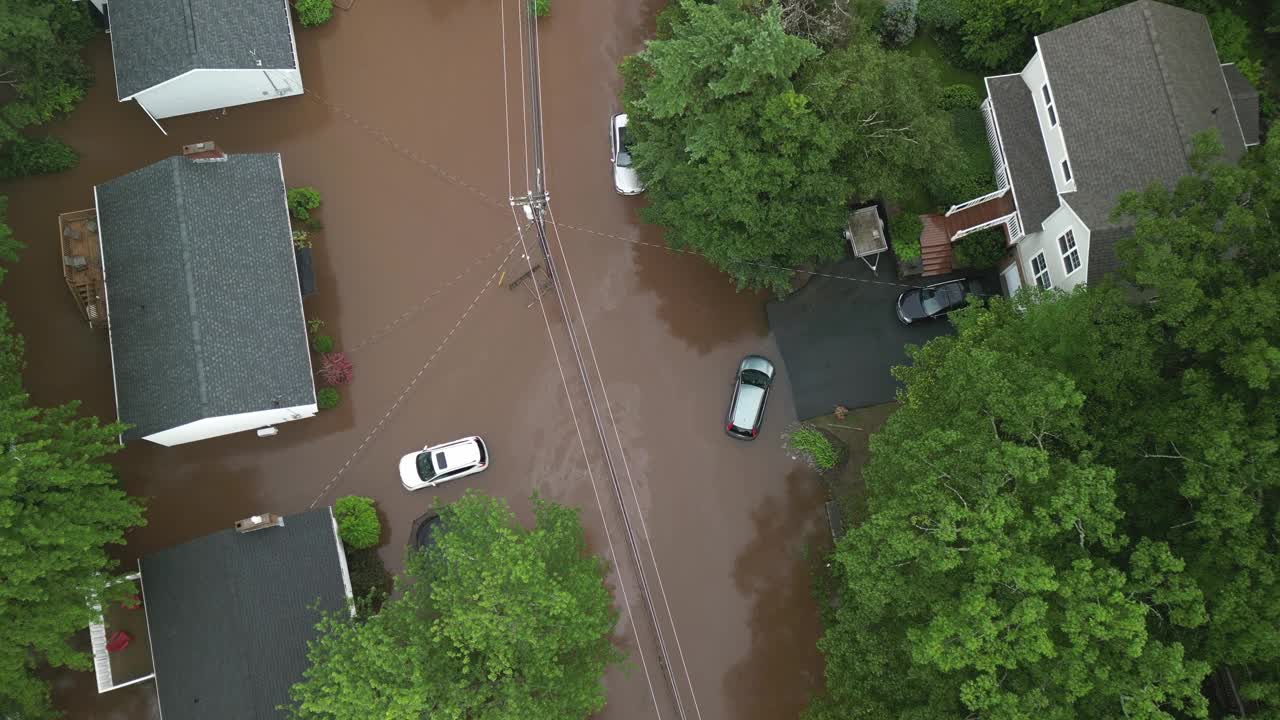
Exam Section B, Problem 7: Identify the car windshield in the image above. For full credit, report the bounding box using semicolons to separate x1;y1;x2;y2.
415;452;437;480
617;127;633;167
919;286;945;315
740;369;770;388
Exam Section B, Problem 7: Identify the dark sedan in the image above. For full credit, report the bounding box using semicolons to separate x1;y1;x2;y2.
896;278;984;324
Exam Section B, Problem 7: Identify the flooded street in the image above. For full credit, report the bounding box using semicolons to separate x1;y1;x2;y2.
1;1;827;718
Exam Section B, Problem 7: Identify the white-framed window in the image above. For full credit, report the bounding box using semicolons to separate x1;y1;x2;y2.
1058;229;1081;275
1061;159;1072;183
1031;251;1052;289
1042;84;1057;127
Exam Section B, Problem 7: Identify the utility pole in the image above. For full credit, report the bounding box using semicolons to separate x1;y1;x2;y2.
511;0;552;270
506;3;691;718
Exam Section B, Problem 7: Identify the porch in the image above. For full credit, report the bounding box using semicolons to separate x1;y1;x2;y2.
58;208;107;328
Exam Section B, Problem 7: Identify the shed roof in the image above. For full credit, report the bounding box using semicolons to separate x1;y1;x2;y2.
110;0;297;99
1036;0;1247;230
96;153;314;441
140;508;349;720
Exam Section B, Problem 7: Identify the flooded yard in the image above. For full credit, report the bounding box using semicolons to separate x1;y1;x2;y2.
2;1;828;718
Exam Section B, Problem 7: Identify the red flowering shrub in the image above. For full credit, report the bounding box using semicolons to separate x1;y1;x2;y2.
319;352;354;385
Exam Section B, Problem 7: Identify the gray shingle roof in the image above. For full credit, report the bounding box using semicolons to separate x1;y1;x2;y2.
1037;0;1245;231
141;508;349;720
1222;63;1261;146
1085;223;1134;281
96;153;314;441
987;75;1059;234
110;0;297;99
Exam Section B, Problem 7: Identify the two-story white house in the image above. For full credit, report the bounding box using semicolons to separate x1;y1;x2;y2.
935;0;1261;295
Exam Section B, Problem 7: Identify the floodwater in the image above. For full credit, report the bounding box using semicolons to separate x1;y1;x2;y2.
1;1;828;718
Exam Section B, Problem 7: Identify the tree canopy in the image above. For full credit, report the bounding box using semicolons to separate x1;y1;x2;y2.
288;491;621;720
808;129;1280;719
0;0;95;177
0;203;146;719
621;0;962;295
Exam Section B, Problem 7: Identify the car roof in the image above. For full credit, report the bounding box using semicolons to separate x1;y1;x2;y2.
613;113;628;129
739;355;774;376
732;384;766;429
435;438;481;468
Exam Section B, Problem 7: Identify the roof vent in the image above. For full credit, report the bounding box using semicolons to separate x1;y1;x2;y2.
182;141;227;163
234;513;284;533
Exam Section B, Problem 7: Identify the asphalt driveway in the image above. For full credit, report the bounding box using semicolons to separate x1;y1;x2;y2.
766;253;954;420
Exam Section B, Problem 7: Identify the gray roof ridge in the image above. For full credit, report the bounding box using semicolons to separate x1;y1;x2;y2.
1142;1;1196;166
182;0;198;59
170;158;212;414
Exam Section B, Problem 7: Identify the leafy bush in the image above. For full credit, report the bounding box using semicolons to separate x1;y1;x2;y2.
879;0;918;46
335;496;381;550
318;352;354;385
952;227;1006;269
0;137;79;180
287;186;322;221
532;0;549;17
889;212;923;263
938;84;980;112
295;0;332;27
317;387;341;410
784;423;844;471
345;548;392;616
311;334;334;353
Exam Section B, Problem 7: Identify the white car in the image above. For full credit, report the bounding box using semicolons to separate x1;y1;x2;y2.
399;436;488;491
611;113;644;195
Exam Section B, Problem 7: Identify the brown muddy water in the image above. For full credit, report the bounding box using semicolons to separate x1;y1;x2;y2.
2;1;828;718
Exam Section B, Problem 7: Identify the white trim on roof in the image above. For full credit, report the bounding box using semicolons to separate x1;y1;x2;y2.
136;564;164;720
277;154;318;407
327;507;357;618
283;0;302;80
1218;62;1257;148
119;68;196;103
94;185;125;447
983;74;1029;238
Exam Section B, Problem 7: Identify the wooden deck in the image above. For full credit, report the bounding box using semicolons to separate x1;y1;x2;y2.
58;208;107;328
943;192;1015;240
919;214;953;277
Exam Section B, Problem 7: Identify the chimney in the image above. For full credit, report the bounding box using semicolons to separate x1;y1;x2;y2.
183;141;227;163
235;513;285;533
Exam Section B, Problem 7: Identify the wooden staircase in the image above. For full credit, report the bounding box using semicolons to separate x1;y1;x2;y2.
943;191;1015;240
919;214;953;277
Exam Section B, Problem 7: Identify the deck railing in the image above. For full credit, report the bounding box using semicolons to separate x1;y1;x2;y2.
981;98;1010;192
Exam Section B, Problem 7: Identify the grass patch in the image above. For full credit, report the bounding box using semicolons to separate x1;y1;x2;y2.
904;32;984;92
805;403;897;528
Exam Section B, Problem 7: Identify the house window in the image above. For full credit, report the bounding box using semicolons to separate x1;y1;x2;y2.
1058;229;1081;275
1061;159;1072;183
1042;84;1057;127
1031;251;1052;289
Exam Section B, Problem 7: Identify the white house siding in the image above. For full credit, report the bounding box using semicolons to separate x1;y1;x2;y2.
143;403;318;446
134;68;303;120
1021;47;1076;194
1016;202;1091;292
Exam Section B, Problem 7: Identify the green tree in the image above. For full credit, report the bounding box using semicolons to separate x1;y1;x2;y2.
0;0;95;154
0;202;145;717
622;0;838;294
288;492;621;720
807;289;1210;720
621;0;961;294
1108;128;1280;712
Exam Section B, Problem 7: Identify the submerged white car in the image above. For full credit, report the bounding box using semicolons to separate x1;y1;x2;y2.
611;113;644;195
399;436;489;491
